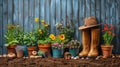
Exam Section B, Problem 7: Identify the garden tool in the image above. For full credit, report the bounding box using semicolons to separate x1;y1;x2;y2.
87;28;100;57
79;29;91;57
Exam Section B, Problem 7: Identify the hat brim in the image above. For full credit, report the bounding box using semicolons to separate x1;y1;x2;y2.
79;24;101;30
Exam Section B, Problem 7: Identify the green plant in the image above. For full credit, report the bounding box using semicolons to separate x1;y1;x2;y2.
102;23;115;46
34;18;49;40
66;40;80;48
4;24;20;47
55;21;74;43
23;32;36;46
37;38;51;44
49;34;66;49
34;18;50;44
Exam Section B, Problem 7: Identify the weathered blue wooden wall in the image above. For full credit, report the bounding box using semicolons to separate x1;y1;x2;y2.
0;0;120;54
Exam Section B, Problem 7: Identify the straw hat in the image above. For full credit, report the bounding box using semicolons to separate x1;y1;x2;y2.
79;16;100;30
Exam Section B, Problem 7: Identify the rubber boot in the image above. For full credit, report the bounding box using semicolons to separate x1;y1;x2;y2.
79;29;91;57
87;28;100;58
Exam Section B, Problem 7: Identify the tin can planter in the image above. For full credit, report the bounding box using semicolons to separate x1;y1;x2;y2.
27;46;37;56
101;45;113;58
15;45;24;58
69;48;78;57
52;48;63;58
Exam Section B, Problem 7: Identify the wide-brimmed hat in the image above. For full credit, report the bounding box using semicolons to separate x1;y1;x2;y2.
79;16;100;30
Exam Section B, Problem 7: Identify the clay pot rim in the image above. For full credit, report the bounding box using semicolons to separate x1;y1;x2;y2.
38;44;51;47
101;45;113;47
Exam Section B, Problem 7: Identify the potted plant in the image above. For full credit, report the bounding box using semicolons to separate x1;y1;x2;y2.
23;32;36;56
50;34;65;58
67;40;80;57
37;38;51;53
101;23;115;58
4;24;19;54
34;18;51;53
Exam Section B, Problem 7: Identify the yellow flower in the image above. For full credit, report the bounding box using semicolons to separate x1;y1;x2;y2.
35;18;39;23
60;34;65;40
49;34;55;40
38;29;42;34
45;23;49;27
41;20;45;23
38;29;42;32
40;31;42;34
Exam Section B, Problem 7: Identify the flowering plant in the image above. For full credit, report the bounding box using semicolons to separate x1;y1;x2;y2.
102;23;115;46
66;40;80;49
55;21;74;43
34;18;50;44
49;34;65;49
4;24;20;46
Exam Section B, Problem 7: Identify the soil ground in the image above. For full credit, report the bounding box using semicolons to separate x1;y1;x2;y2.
0;57;120;67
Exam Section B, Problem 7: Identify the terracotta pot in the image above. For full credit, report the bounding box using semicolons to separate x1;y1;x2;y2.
101;45;113;58
7;45;17;54
38;44;51;53
27;46;37;56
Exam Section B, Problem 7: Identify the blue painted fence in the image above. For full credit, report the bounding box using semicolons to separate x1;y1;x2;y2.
0;0;120;54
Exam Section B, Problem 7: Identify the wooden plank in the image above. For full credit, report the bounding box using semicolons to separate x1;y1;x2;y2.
95;0;101;23
35;0;40;29
13;0;19;25
101;0;106;24
0;0;3;55
116;0;120;54
19;0;24;31
91;0;95;16
73;0;79;40
50;0;56;34
55;0;61;34
8;0;13;24
24;0;29;32
86;0;91;17
29;0;34;31
40;0;45;20
61;0;67;27
109;0;117;54
3;0;8;54
105;0;110;24
67;0;73;22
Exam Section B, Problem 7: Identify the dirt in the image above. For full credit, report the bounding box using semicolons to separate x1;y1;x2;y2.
0;57;120;67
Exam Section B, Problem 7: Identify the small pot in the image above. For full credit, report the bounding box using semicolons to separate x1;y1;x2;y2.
7;45;17;54
52;48;63;58
27;46;37;56
38;44;51;53
101;45;113;58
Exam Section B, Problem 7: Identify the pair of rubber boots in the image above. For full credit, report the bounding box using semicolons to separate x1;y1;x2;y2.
79;28;100;58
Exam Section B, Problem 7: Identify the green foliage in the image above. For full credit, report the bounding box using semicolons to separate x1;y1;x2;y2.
37;38;51;44
55;21;74;43
4;24;20;46
66;40;80;48
23;32;36;46
102;23;115;45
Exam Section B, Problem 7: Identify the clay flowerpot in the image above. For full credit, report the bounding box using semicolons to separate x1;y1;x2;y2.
38;44;51;53
27;46;37;56
101;45;113;58
7;45;17;54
